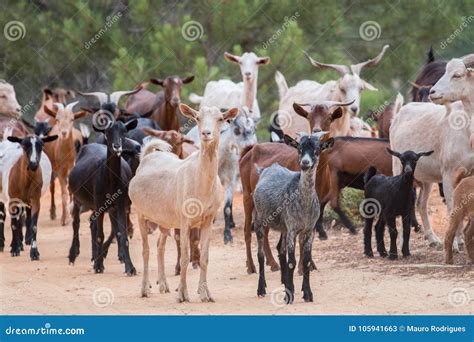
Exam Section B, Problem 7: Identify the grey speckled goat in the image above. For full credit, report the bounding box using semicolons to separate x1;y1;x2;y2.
253;132;334;304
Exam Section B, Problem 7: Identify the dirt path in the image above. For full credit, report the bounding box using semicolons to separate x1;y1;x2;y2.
0;186;472;315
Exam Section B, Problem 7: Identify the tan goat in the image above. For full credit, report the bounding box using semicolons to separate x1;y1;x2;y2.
445;167;474;264
43;102;87;225
129;104;238;302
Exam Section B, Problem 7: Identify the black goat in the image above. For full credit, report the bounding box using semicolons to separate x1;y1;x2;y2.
68;118;138;275
363;148;433;260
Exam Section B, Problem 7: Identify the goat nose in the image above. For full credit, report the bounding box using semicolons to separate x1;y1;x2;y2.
429;89;436;95
201;130;211;137
112;143;120;150
313;128;322;133
350;105;358;113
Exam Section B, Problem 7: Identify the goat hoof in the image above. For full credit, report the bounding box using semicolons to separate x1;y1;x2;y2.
318;231;328;240
175;266;181;276
365;251;374;258
223;232;233;245
349;228;357;235
309;260;317;271
192;261;199;270
246;263;257;275
270;263;280;272
20;243;24;251
303;290;313;302
257;288;266;297
158;280;170;293
388;253;398;260
0;246;4;252
230;221;236;229
30;248;40;261
284;290;294;304
50;212;56;220
413;224;421;233
10;248;20;257
125;265;136;276
177;288;190;303
94;262;105;273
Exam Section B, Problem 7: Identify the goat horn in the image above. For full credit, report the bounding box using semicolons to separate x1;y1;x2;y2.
77;91;109;106
110;88;142;105
461;54;474;67
303;51;350;76
66;101;79;111
409;81;421;89
326;99;355;108
350;44;390;76
54;102;65;111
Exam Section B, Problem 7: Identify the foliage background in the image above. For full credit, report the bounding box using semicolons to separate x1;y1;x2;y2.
1;0;473;137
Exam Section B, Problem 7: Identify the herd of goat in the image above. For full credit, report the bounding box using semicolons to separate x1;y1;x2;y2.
0;45;472;305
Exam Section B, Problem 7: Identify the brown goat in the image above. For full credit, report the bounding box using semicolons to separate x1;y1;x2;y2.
43;103;88;225
368;104;394;139
141;127;200;275
445;167;474;264
126;75;194;131
34;88;76;123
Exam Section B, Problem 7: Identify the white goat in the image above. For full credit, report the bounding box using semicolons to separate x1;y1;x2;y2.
187;107;257;243
276;45;389;138
390;54;474;249
129;104;238;303
189;52;269;119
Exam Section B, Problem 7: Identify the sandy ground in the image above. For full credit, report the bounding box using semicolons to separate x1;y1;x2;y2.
0;185;472;315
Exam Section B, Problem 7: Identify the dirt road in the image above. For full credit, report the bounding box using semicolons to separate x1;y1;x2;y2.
1;187;472;315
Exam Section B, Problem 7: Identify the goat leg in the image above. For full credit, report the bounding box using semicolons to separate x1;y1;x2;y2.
375;218;387;257
110;209;136;276
264;226;279;271
314;201;328;240
10;214;22;257
29;201;40;261
285;230;296;304
190;228;200;269
387;218;398;260
256;227;266;297
68;202;81;264
297;232;317;275
402;215;411;257
92;214;105;273
301;230;314;302
49;174;56;220
24;207;32;245
0;202;5;252
174;229;181;275
333;206;357;234
363;217;374;257
410;188;421;232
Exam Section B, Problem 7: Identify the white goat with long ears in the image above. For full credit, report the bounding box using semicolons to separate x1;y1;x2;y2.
129;104;238;303
390;54;474;249
276;45;389;138
189;52;269;119
0;80;21;118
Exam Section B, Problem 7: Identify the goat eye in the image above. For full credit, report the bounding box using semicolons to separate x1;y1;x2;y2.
452;74;462;79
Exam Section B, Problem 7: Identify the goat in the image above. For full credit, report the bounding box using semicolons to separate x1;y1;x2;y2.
240;101;351;275
41;102;88;225
445;167;474;264
187;107;257;243
34;87;76;123
126;76;194;131
189;52;269;120
68;104;138;275
350;116;377;137
141;126;200;275
410;46;446;103
0;134;57;258
129;104;238;302
254;133;332;303
391;54;474;249
363;149;433;259
276;45;389;138
0;80;26;140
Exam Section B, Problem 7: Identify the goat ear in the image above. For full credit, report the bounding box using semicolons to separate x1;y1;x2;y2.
43;88;53;99
73;110;88;120
417;150;434;158
331;108;344;121
293;103;309;118
386;148;401;158
44;105;57;118
7;136;23;144
224;52;240;64
67;90;76;98
321;138;335;151
283;134;298;149
125;119;138;131
363;80;378;91
181;75;195;84
150;78;164;87
257;56;270;65
223;107;239;122
42;135;58;143
179;103;199;119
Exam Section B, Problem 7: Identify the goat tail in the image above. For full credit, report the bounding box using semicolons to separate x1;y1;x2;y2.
189;93;203;104
141;138;172;160
452;167;471;189
426;45;435;64
275;71;288;99
393;93;404;117
364;166;377;185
